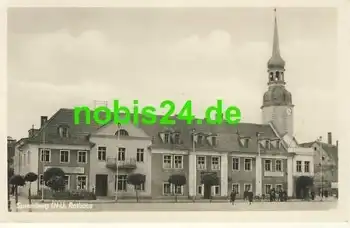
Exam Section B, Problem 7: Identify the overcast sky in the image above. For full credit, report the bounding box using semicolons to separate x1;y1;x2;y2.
7;7;338;143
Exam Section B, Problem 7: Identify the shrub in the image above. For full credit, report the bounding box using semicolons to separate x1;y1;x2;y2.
43;167;65;191
127;173;146;202
24;172;38;211
47;176;66;191
31;190;96;200
9;175;25;206
168;174;187;202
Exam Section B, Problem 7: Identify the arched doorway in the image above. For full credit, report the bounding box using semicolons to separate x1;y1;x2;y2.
295;176;314;199
200;172;219;199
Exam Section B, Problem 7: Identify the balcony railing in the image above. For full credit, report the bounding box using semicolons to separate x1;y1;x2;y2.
106;157;137;170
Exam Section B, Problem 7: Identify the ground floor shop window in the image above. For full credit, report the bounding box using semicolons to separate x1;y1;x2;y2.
115;175;128;191
76;175;87;190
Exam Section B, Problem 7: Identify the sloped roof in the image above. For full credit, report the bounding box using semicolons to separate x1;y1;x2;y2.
300;141;338;163
19;108;282;153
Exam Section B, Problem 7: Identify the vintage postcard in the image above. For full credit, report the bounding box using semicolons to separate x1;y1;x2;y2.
2;0;349;224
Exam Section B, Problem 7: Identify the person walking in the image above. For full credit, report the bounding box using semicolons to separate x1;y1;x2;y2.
248;189;253;205
230;189;237;205
311;191;315;200
269;188;275;202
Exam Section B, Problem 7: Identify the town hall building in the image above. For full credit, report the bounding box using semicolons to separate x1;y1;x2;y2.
14;11;321;199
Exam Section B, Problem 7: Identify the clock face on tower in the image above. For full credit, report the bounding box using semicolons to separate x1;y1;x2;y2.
286;108;292;115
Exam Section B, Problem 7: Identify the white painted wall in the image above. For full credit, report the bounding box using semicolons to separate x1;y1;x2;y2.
292;154;314;177
14;143;39;196
220;153;228;197
89;123;152;197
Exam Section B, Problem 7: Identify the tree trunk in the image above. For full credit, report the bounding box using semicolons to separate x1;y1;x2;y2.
15;186;18;212
174;185;178;203
135;186;139;203
28;183;32;212
8;183;11;212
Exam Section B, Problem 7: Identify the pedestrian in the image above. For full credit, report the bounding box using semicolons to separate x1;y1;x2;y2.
283;191;288;202
243;190;248;201
270;188;275;202
11;185;15;196
311;191;315;200
324;190;329;198
248;190;253;205
230;189;237;205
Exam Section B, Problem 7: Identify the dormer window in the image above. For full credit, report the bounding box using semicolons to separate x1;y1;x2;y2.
265;140;270;150
212;136;217;146
239;137;249;148
58;126;69;138
245;138;249;147
197;135;203;145
276;140;280;149
115;129;129;137
174;133;180;144
164;133;170;143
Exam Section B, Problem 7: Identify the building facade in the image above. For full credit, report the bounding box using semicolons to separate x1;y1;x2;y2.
14;12;318;199
7;136;16;170
300;133;338;195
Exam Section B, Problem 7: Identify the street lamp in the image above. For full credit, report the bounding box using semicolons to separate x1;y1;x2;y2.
256;132;264;197
316;136;324;202
115;123;121;202
41;128;46;203
191;128;196;202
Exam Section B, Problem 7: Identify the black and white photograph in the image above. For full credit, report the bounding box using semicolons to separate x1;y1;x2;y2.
5;5;343;218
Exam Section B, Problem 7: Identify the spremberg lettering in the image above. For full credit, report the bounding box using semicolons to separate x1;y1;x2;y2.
16;202;50;210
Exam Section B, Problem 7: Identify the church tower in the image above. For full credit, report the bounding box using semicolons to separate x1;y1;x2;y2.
262;9;294;137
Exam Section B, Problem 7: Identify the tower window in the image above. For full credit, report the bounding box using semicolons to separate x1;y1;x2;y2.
269;72;273;82
275;71;280;81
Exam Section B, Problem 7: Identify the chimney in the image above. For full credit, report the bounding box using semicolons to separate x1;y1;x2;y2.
41;116;48;127
327;132;332;145
28;128;39;138
336;140;339;149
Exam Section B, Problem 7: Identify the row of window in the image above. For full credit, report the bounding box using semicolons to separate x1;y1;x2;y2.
163;182;184;195
232;158;284;172
97;147;145;162
163;155;184;169
114;175;145;191
162;155;221;170
194;184;283;196
296;161;311;173
56;126;129;138
161;132;218;146
38;174;88;190
40;149;87;164
162;156;287;172
238;138;281;149
263;184;283;194
39;147;146;164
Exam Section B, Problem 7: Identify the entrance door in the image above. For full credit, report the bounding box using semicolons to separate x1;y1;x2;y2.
203;184;212;199
95;174;108;196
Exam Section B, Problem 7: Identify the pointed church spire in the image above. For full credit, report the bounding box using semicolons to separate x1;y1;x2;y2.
267;8;285;69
